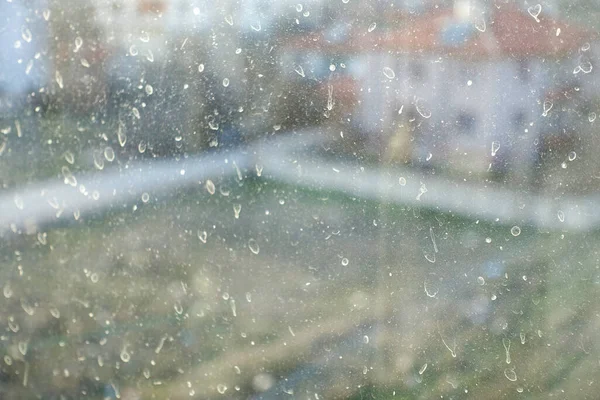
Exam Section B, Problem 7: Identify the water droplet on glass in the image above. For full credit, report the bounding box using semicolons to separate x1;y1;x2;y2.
342;0;349;4
510;226;521;237
3;282;13;298
197;230;207;243
55;71;63;89
174;301;183;314
145;84;153;95
363;335;369;344
132;107;140;119
43;9;50;20
419;363;428;375
222;78;230;87
561;161;567;169
382;67;395;79
4;356;12;366
74;36;83;52
329;64;335;72
398;176;407;186
120;346;131;363
145;49;154;62
233;204;242;219
341;257;349;266
485;237;492;243
248;239;260;254
416;98;432;118
129;44;138;56
557;210;565;222
527;4;542;22
520;332;526;344
582;42;591;51
140;32;150;42
225;15;234;25
93;151;104;170
296;4;303;12
475;16;486;32
117;124;127;147
64;151;75;164
294;65;305;77
217;384;227;394
568;151;576;161
143;368;151;379
504;368;517;381
368;22;377;32
21;27;32;43
589;112;596;122
50;307;60;318
14;195;24;210
138;141;147;153
25;59;33;75
327;84;334;110
104;147;115;162
198;63;205;73
141;193;150;203
250;21;262;31
491;141;500;156
477;276;485;285
18;341;28;356
205;180;216;195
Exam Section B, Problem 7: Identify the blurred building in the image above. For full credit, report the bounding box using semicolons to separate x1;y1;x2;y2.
278;1;596;178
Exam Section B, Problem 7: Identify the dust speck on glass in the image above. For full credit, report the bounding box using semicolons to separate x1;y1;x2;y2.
1;0;599;398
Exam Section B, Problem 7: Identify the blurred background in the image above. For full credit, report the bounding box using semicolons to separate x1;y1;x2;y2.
2;0;600;398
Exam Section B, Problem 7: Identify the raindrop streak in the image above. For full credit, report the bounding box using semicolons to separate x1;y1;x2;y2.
368;22;377;32
294;65;305;77
503;338;511;364
248;239;260;255
382;67;395;79
205;180;216;195
55;71;63;89
491;141;500;156
527;4;542;22
557;210;565;222
504;368;517;382
233;204;242;219
511;226;521;237
542;100;553;116
568;151;577;161
327;84;334;111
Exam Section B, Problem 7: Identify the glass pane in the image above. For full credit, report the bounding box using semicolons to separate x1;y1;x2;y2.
1;0;599;398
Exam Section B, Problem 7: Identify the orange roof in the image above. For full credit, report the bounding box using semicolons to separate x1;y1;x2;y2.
284;5;594;60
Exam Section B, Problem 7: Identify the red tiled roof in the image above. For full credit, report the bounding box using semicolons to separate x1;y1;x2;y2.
285;5;594;60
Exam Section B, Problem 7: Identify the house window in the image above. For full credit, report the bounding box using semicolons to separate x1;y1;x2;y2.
512;110;526;129
518;60;530;82
410;61;425;81
456;112;476;134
